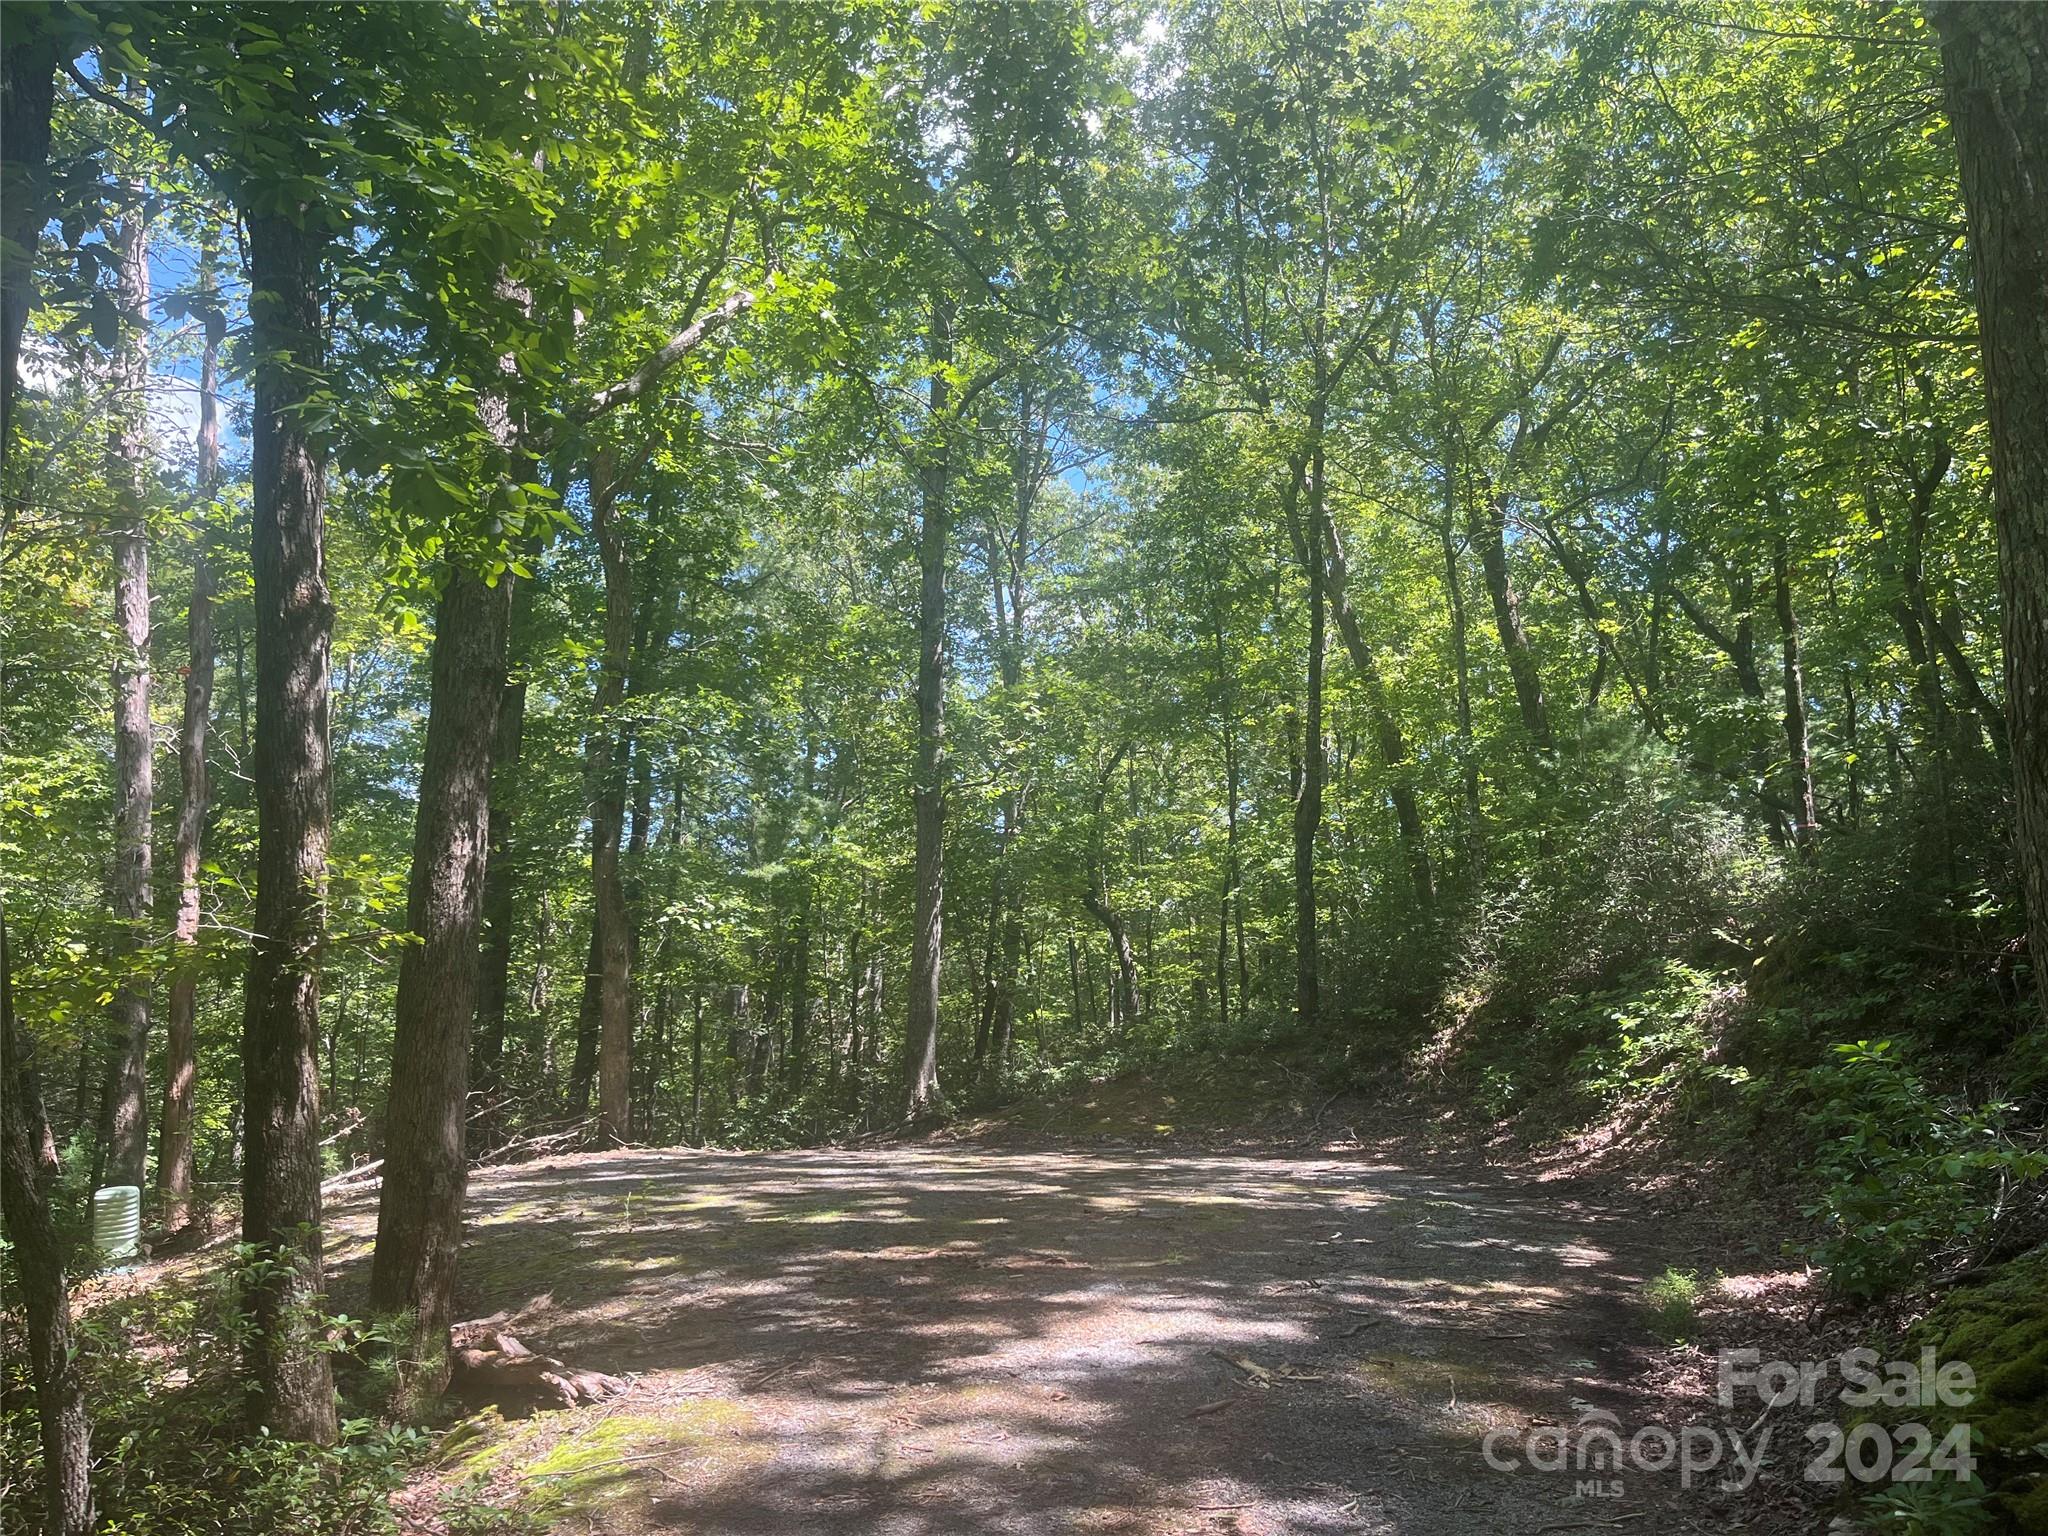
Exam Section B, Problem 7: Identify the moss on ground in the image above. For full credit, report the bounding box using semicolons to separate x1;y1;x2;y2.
1906;1247;2048;1529
451;1400;759;1527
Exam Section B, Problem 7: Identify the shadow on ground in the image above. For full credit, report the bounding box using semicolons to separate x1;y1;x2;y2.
329;1143;1710;1535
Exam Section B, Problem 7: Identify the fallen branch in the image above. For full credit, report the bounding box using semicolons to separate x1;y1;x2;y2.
1208;1349;1275;1387
321;1158;382;1193
471;1119;591;1167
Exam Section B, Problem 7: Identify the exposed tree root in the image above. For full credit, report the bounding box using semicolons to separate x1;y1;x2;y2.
449;1313;628;1411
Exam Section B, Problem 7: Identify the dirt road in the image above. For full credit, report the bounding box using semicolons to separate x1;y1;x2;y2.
331;1142;1712;1534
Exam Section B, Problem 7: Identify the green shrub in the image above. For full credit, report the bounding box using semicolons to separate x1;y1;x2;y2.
1;1253;427;1535
1858;1476;1998;1536
1559;961;1745;1116
1803;1042;2046;1299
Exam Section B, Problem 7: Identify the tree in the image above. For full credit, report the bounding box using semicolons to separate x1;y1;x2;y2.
1;22;94;1522
158;235;224;1234
0;906;93;1536
97;185;154;1192
237;100;341;1449
1932;2;2048;1027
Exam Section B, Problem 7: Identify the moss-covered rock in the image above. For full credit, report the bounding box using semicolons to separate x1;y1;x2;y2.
1907;1248;2048;1531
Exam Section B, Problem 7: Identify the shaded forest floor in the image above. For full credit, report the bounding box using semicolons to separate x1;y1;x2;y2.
320;1127;1751;1535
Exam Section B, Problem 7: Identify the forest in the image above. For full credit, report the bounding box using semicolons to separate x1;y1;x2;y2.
2;2;2046;1533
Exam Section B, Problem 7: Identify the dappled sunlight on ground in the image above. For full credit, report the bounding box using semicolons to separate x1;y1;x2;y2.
328;1145;1709;1534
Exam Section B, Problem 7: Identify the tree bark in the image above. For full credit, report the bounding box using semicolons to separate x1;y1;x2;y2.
1934;1;2048;1028
370;565;510;1412
905;299;952;1121
980;396;1040;1088
1081;887;1140;1033
159;270;223;1234
1440;518;1484;867
1773;535;1819;854
568;920;601;1114
1319;507;1435;911
99;206;154;1191
589;463;635;1142
2;905;95;1535
473;577;531;1115
1288;452;1324;1030
238;205;338;1444
1468;487;1555;753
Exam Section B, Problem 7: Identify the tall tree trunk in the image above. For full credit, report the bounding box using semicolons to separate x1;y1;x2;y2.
988;801;1024;1087
905;299;952;1121
472;579;530;1116
369;566;509;1412
159;270;223;1235
1;906;95;1536
1215;778;1234;1028
1319;508;1435;911
239;205;338;1444
1934;2;2048;1028
0;58;88;1500
786;881;814;1096
1468;488;1555;753
1081;885;1140;1034
1773;535;1819;854
589;464;635;1142
1440;518;1483;866
567;921;601;1114
689;991;705;1143
99;206;153;1191
1289;451;1325;1030
980;397;1040;1089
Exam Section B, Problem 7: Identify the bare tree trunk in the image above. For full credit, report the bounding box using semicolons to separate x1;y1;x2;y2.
989;824;1023;1085
1319;508;1434;911
370;566;509;1412
589;462;635;1142
568;920;601;1113
1290;452;1325;1030
0;50;95;1521
159;263;223;1235
1440;519;1483;867
980;396;1040;1089
1081;889;1140;1033
1469;489;1555;754
3;910;95;1536
1935;1;2048;1029
100;205;154;1191
1774;535;1819;854
689;991;705;1143
239;205;338;1444
473;579;530;1119
905;299;952;1121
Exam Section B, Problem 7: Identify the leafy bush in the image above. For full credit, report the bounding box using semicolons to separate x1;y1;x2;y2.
1559;962;1746;1115
1858;1476;1998;1536
1450;960;1746;1136
1457;728;1766;1021
1803;1042;2046;1299
0;1253;427;1535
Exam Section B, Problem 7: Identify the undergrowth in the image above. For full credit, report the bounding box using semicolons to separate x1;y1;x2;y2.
0;1248;427;1536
